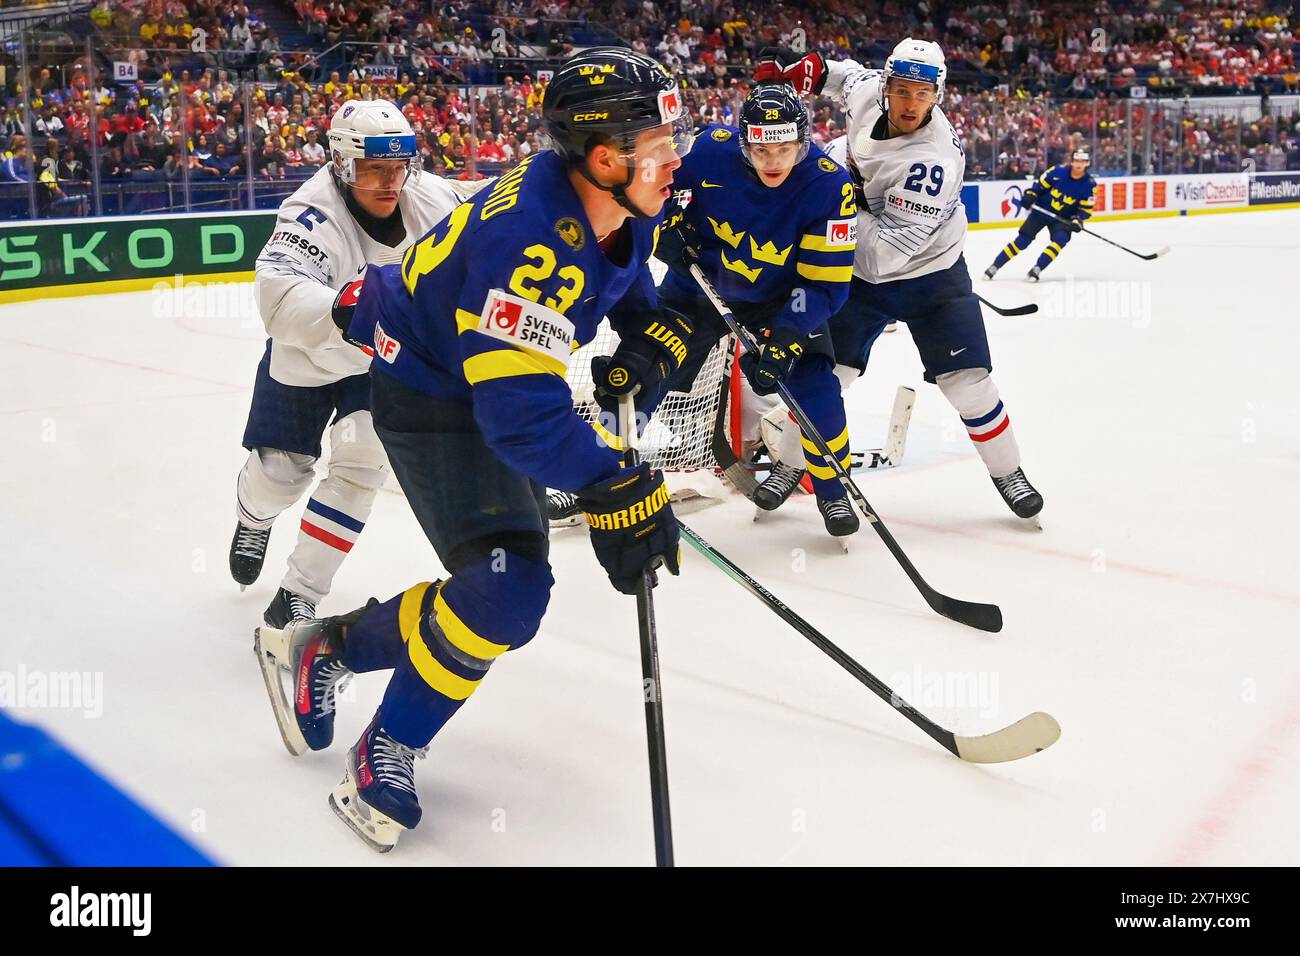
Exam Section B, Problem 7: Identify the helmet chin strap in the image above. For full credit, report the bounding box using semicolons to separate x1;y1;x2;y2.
576;161;655;219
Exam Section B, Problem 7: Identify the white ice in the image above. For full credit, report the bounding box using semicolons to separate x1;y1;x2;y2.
2;210;1298;866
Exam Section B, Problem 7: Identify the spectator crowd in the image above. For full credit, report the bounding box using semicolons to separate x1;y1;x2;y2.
1;0;1297;217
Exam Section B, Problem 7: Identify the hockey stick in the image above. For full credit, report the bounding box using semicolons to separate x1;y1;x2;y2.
975;293;1038;317
619;393;674;867
1030;204;1170;261
688;264;1003;633
679;523;1060;762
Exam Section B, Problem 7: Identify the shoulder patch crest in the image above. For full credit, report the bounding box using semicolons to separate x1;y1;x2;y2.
711;128;732;142
555;217;585;251
818;157;840;173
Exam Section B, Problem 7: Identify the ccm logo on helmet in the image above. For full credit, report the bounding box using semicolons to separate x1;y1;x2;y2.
572;112;610;121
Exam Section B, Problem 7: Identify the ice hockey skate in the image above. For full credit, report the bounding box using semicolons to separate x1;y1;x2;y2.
263;587;317;629
229;521;271;589
254;618;352;756
330;716;427;853
992;467;1044;527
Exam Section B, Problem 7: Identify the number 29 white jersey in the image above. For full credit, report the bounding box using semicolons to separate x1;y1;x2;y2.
823;58;968;283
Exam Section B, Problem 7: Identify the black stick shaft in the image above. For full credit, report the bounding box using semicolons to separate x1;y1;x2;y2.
620;394;674;867
1033;205;1160;259
688;265;1002;633
679;524;959;757
975;293;1038;316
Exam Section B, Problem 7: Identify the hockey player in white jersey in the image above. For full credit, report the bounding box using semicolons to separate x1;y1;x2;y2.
757;40;1044;522
230;99;483;626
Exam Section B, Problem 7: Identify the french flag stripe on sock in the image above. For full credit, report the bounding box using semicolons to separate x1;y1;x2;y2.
300;499;364;553
962;401;1005;429
301;520;355;553
305;498;366;534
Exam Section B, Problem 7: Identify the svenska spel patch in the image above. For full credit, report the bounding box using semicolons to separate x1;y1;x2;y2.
747;122;799;143
478;289;576;368
825;217;858;246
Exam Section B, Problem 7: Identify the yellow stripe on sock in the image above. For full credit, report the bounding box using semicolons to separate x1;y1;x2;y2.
801;426;849;456
805;451;853;480
406;624;482;700
398;582;434;646
433;584;511;661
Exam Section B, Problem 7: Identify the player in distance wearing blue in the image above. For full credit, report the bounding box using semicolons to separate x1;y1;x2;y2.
985;148;1098;281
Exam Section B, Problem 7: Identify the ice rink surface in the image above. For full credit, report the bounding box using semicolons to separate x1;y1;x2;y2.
2;210;1298;866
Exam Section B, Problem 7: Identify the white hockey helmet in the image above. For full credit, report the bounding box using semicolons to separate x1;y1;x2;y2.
882;38;947;107
327;99;420;187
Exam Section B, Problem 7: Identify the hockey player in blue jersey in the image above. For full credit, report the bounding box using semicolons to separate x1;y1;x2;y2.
985;149;1097;281
252;48;694;852
646;83;860;538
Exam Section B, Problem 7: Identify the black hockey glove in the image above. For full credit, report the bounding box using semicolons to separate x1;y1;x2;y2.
740;324;805;397
1069;217;1084;233
331;278;370;351
577;463;681;596
593;310;693;400
754;47;828;96
653;206;701;277
1018;189;1038;212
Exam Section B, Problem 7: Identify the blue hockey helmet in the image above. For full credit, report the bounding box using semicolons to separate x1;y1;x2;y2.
738;83;811;168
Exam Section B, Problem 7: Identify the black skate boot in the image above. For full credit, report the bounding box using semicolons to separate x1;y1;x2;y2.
818;495;860;537
264;587;317;628
254;618;352;755
546;489;582;527
229;522;271;588
330;715;427;853
984;262;1000;279
991;467;1044;520
1026;265;1042;282
753;461;805;511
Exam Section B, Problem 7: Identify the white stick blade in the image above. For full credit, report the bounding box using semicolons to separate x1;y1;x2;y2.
885;386;916;465
953;711;1061;763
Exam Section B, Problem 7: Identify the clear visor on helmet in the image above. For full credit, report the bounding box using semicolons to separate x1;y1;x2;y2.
741;120;810;170
883;75;940;105
335;133;421;190
609;113;694;170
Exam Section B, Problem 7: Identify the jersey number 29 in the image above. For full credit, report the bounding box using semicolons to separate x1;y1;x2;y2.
903;163;943;197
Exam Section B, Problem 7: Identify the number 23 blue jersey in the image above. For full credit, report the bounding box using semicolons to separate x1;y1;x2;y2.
350;150;663;493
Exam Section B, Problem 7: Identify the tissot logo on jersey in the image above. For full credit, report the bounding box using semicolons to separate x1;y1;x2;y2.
268;230;328;263
826;218;857;246
888;194;943;218
479;289;576;367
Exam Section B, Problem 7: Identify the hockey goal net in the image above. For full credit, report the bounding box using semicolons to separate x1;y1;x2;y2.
566;324;745;475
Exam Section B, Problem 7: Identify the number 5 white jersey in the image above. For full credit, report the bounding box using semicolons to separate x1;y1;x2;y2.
254;166;485;387
822;58;967;283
